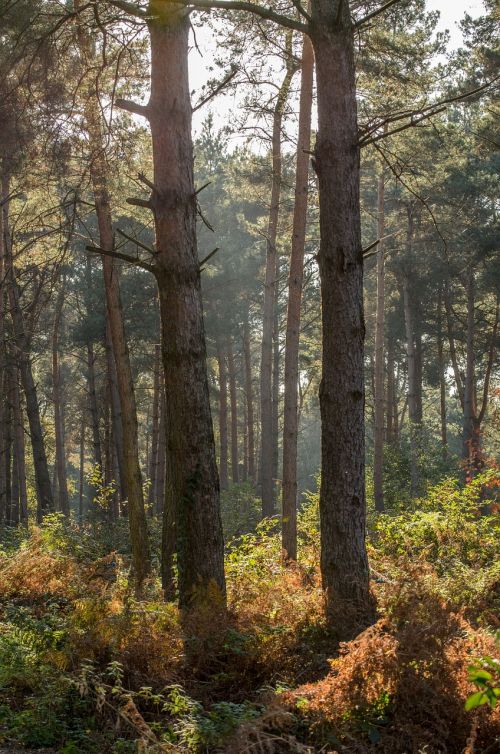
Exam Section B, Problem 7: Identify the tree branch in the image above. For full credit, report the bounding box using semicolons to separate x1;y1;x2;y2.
193;68;238;111
115;98;150;118
360;76;500;145
354;0;402;29
478;296;499;425
107;0;147;18
116;228;156;256
126;197;153;209
199;247;219;269
360;107;446;146
184;1;307;32
86;245;155;274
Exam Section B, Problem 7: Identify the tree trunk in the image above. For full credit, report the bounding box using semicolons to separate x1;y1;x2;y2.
437;288;447;460
11;364;27;525
260;48;295;518
156;385;166;516
52;278;70;516
86;340;102;472
79;418;85;522
373;169;386;513
2;365;13;526
386;334;395;445
216;337;229;490
2;174;54;520
310;2;374;635
227;334;239;484
462;269;480;466
75;0;151;587
105;319;126;501
146;6;225;607
243;313;256;483
402;205;421;497
148;343;161;509
281;30;314;560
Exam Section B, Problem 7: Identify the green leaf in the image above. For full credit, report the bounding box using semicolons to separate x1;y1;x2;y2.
465;691;487;711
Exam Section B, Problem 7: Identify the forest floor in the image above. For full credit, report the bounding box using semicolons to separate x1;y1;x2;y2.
0;473;498;753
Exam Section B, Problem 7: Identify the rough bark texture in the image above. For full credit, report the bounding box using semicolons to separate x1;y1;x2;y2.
148;343;161;509
311;0;374;635
437;289;448;459
373;169;386;513
11;364;27;525
243;313;256;483
260;49;295;518
462;270;479;465
147;5;225;607
105;320;126;501
2;174;54;520
75;0;151;586
216;337;229;490
402;206;421;497
52;279;70;516
227;334;239;484
281;30;314;561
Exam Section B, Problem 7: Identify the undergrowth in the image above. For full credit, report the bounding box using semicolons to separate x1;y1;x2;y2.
0;473;497;752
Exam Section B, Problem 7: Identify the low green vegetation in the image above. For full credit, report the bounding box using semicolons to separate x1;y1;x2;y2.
0;472;497;753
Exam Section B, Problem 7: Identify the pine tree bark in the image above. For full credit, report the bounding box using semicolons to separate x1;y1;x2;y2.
148;343;161;508
243;313;256;483
281;30;314;560
52;278;70;516
437;288;447;460
227;334;239;484
2;174;54;520
75;0;151;586
105;320;126;501
142;4;226;607
86;339;102;471
11;364;27;525
216;337;229;490
310;1;374;634
373;169;386;513
402;206;421;497
462;270;480;466
260;48;295;518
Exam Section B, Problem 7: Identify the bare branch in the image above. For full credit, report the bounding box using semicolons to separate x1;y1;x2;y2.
137;172;158;193
193;68;238;111
116;228;156;255
194;182;211;196
354;0;402;29
184;1;307;33
199;247;220;269
360;107;447;146
115;98;150;118
86;244;155;274
107;0;148;18
126;197;153;209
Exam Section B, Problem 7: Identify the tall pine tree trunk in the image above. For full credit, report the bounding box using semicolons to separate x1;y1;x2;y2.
243;313;255;483
2;173;54;520
125;4;226;607
52;278;70;516
281;30;314;560
260;47;295;518
437;288;447;460
311;0;374;635
216;337;229;490
12;364;27;525
148;344;161;508
227;334;239;484
373;169;386;512
75;0;151;586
